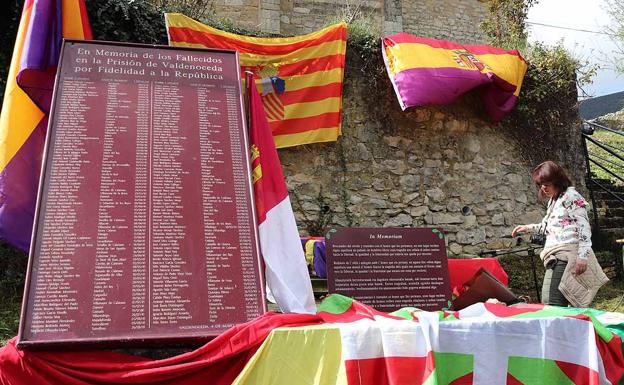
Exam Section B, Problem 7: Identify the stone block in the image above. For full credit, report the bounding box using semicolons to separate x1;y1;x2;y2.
389;190;403;203
383;159;407;175
372;178;389;191
403;192;420;204
515;193;528;204
503;212;515;226
505;173;523;185
503;201;515;212
424;159;442;168
426;187;445;202
370;198;389;209
302;201;320;211
410;206;428;217
383;136;402;148
383;213;413;227
517;210;543;225
456;228;486;245
399;174;420;192
431;212;463;224
463;215;477;228
429;204;445;212
477;216;491;225
449;243;462;255
491;213;504;226
472;207;487;216
355;143;371;161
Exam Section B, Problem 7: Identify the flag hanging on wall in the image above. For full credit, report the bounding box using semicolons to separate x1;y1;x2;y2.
247;72;316;314
0;0;92;251
382;33;528;122
166;14;347;148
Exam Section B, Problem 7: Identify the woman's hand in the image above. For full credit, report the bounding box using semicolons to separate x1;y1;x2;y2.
511;225;528;237
575;259;588;275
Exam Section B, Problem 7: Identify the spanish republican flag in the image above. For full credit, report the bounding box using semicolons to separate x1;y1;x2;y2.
382;33;527;122
0;0;91;251
247;73;316;314
166;14;347;148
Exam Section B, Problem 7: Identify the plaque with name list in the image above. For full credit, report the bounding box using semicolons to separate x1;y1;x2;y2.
326;227;451;311
18;40;266;348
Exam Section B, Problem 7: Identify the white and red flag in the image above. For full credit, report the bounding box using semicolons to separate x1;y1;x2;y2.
247;73;316;314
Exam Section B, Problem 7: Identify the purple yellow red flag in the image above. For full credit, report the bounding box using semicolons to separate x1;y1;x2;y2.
382;33;528;122
0;0;92;251
166;13;347;148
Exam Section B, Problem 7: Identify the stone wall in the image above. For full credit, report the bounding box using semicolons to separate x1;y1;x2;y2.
402;0;488;44
208;0;586;256
279;69;586;257
212;0;488;44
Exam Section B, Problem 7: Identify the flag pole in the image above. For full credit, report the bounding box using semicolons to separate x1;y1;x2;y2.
244;71;254;137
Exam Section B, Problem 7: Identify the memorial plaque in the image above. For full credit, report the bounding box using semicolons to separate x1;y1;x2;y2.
326;228;451;311
18;40;265;348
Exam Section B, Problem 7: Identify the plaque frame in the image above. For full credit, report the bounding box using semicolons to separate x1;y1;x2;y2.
18;40;267;349
326;227;451;312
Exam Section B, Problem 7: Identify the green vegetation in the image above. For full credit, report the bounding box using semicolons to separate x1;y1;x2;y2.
498;254;545;303
593;280;624;312
480;0;597;167
0;0;22;98
586;128;624;186
0;241;26;346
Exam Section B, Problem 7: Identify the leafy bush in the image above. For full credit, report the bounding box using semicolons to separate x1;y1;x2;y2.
510;42;593;131
86;0;167;44
0;0;22;98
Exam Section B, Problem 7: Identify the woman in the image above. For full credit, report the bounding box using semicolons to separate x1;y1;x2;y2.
512;160;608;307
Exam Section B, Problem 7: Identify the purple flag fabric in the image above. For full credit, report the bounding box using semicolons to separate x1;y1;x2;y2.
0;0;92;251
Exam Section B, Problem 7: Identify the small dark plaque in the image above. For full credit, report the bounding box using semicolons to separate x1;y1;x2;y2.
18;41;265;348
326;228;451;311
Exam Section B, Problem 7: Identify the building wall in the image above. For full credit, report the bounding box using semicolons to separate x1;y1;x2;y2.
209;0;586;256
278;72;586;257
212;0;488;44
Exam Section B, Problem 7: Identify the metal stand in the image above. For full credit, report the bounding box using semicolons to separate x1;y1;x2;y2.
478;245;542;303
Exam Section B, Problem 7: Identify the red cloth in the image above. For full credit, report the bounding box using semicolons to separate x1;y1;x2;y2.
0;312;320;385
448;258;508;296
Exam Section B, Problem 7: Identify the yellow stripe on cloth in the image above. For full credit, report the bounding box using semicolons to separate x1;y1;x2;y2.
237;40;346;65
279;68;343;92
474;53;528;96
170;40;346;66
232;325;347;385
285;97;341;120
253;69;343;94
386;43;524;83
385;42;469;74
274;126;341;149
0;5;44;171
61;0;87;38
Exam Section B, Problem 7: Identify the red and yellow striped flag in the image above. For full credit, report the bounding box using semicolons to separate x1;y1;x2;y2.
166;14;347;148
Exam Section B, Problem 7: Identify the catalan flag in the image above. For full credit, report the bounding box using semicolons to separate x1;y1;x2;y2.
0;0;92;251
166;14;347;148
382;33;528;122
